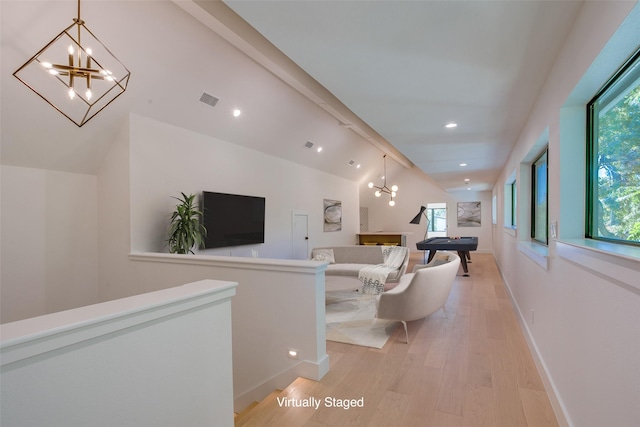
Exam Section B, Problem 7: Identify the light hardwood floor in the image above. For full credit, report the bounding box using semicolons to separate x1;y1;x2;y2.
236;252;559;427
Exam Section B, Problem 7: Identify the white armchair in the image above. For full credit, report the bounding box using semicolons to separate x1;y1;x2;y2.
375;251;460;343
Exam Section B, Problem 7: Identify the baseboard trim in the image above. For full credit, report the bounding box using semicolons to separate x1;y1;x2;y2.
492;253;572;427
233;356;329;413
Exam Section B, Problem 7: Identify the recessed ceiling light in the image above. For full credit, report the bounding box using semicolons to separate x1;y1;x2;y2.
467;187;471;190
317;147;323;153
460;163;467;167
356;164;361;169
445;122;458;128
233;109;242;117
464;178;470;182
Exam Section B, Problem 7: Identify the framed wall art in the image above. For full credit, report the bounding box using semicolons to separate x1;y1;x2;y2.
324;199;342;232
457;201;481;227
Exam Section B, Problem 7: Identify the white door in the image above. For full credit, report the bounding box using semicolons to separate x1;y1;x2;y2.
292;212;309;260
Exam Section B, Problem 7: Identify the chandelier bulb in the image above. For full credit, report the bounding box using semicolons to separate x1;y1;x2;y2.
389;200;395;207
68;45;74;55
68;88;75;100
391;185;398;192
375;191;381;197
368;182;374;189
86;89;92;100
391;191;397;197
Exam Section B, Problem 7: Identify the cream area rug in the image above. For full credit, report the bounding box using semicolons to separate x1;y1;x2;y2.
325;292;399;349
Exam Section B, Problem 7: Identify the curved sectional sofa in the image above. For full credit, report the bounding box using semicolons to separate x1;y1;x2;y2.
311;245;410;292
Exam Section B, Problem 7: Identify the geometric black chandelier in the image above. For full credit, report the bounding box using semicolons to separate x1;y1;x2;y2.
13;0;131;127
368;154;399;206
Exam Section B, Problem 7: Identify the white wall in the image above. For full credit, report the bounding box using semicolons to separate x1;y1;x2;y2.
129;114;358;259
493;2;640;426
0;165;99;323
97;118;131;302
361;165;493;253
97;116;332;412
3;1;366;320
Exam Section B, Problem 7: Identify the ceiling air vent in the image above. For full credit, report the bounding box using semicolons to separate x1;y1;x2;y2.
199;92;219;108
305;141;314;149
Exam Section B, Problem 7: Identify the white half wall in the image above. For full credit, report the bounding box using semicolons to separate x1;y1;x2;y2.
127;253;329;412
0;279;237;427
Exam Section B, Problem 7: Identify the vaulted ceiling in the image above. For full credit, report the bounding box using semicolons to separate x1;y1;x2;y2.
219;0;584;191
1;1;584;192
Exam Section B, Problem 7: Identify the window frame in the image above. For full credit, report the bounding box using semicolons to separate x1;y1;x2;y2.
586;47;640;247
504;169;517;233
510;180;517;228
531;148;549;245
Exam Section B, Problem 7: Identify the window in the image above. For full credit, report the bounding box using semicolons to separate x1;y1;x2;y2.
510;180;517;228
531;149;548;244
426;207;447;232
587;48;640;246
492;195;497;225
504;175;517;230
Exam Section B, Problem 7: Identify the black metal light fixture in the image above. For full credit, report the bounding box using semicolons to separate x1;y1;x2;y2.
410;205;430;263
368;155;398;206
410;205;429;241
13;0;131;127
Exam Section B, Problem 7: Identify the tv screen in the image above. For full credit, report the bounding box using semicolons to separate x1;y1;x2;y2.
202;191;265;249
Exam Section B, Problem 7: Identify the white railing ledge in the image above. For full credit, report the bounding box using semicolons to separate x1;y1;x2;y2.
557;239;640;292
0;279;237;363
558;238;640;263
129;252;328;274
518;241;549;270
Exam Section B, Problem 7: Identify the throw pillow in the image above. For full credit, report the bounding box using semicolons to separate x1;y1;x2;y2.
430;253;450;267
311;249;335;263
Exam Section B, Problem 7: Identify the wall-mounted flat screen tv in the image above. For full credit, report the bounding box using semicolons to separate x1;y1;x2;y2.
202;191;265;249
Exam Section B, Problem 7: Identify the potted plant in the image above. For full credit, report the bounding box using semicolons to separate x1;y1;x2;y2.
167;192;207;254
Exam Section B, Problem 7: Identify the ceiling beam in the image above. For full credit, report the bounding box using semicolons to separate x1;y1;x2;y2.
173;0;413;169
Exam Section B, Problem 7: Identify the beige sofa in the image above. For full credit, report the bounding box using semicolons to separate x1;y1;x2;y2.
311;245;410;292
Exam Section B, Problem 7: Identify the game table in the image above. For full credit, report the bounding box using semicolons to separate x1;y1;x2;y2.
416;237;479;276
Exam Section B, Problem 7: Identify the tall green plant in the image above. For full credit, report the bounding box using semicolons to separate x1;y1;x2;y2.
167;192;206;254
